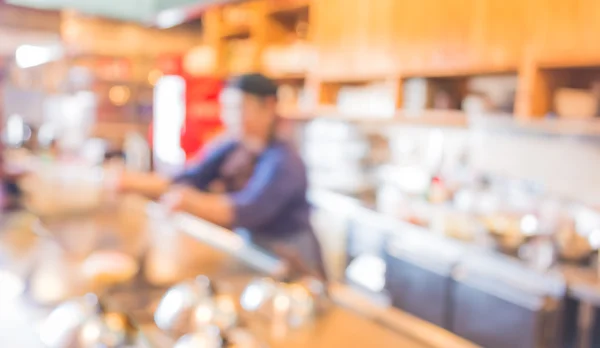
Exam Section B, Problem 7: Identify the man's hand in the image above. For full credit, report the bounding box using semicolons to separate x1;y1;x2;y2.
159;186;235;228
160;185;191;213
112;171;171;198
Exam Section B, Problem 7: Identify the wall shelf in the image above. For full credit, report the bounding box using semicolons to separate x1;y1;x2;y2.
526;65;600;119
220;25;251;40
267;0;309;16
285;106;600;137
281;106;467;128
267;72;306;81
470;116;600;137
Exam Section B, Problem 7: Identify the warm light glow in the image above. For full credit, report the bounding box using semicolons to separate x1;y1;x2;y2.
79;320;102;345
109;85;131;106
194;303;214;326
183;46;217;76
273;294;291;313
148;69;163;86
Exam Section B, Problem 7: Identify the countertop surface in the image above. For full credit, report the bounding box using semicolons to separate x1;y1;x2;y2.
310;189;600;305
0;194;475;348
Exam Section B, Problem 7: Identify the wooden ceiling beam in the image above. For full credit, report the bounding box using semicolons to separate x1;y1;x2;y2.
0;4;61;33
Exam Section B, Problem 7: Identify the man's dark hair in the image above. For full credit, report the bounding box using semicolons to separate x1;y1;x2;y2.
228;73;278;99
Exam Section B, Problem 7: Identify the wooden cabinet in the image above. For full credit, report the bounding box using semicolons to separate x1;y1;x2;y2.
530;0;600;66
311;0;395;79
311;0;528;79
201;0;600;122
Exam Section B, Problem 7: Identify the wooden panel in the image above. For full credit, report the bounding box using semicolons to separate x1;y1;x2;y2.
531;0;600;66
61;13;202;57
311;0;396;79
0;5;60;32
472;0;526;70
394;0;525;75
311;0;526;79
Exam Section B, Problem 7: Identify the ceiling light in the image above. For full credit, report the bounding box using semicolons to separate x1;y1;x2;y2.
148;69;163;86
155;8;187;29
15;44;63;69
109;86;131;106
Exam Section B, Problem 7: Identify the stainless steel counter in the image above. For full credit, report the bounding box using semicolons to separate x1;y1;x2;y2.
309;188;600;348
0;194;476;348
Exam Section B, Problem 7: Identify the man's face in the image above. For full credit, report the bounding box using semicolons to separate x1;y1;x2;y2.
220;88;275;141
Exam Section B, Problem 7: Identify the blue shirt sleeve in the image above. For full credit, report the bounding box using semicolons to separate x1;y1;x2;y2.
172;140;235;191
229;146;304;231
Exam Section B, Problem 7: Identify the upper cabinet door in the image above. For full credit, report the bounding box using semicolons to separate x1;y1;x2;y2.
311;0;395;79
531;0;600;65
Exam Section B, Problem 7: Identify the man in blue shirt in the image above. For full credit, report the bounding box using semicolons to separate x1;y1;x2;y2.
120;74;326;280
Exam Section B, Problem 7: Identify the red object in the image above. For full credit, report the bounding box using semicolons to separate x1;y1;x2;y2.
181;76;224;161
151;54;224;162
156;55;184;75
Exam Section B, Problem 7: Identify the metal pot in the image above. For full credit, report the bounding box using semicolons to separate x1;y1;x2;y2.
240;276;325;328
154;276;238;336
39;293;137;348
174;326;223;348
174;327;263;348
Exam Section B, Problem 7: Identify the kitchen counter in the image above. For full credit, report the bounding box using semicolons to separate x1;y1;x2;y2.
0;194;476;348
310;189;600;347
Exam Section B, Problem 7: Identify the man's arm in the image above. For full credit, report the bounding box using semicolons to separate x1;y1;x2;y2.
119;140;235;197
172;140;235;190
118;171;171;199
169;148;303;230
164;187;234;227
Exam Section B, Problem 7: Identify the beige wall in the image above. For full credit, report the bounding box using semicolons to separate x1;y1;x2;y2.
471;129;600;206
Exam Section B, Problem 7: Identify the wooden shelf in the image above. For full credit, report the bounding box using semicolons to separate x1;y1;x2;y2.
396;109;468;127
317;74;401;84
220;24;251;40
267;0;309;16
536;57;600;70
267;72;306;81
470;116;600;137
285;105;600;136
281;106;468;128
401;66;517;79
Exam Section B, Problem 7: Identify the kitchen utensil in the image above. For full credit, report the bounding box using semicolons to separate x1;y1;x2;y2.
240;277;321;328
554;88;598;119
154;275;216;334
174;326;223;348
39;293;138;348
154;275;239;337
174;327;263;348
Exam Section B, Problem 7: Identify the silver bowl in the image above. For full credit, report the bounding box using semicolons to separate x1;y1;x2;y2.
154;276;238;336
39;294;137;348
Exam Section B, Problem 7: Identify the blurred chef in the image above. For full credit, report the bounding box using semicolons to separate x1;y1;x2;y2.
118;74;327;281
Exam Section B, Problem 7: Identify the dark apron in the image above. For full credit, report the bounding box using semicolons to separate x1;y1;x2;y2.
237;228;328;282
214;122;328;281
